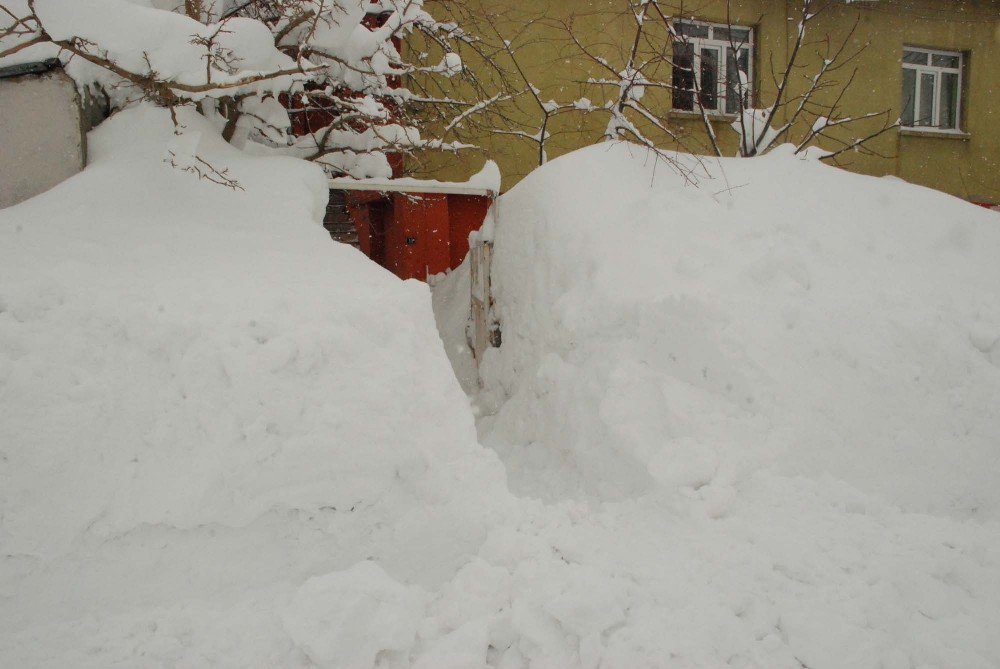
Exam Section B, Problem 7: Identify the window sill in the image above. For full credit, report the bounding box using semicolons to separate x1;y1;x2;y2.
669;109;739;122
899;127;971;140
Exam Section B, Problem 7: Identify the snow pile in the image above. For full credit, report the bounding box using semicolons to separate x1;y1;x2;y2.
473;143;1000;521
0;105;509;666
4;110;1000;668
431;143;1000;667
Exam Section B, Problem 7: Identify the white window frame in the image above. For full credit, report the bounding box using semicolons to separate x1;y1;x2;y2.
901;46;964;132
671;19;754;116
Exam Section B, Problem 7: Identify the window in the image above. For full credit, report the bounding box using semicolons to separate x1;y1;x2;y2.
901;47;963;131
671;20;753;115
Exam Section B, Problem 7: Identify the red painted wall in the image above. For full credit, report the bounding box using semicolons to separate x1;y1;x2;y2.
386;194;449;280
447;195;491;268
344;190;493;281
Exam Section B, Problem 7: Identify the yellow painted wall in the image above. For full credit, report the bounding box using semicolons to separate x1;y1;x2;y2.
413;0;999;203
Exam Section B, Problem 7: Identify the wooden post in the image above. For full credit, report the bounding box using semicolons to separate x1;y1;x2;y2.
470;241;500;365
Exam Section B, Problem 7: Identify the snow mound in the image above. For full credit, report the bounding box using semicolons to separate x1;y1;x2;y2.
426;144;1000;668
475;143;1000;520
4;113;1000;668
0;105;509;666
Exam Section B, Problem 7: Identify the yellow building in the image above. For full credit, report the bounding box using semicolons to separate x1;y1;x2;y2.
418;0;1000;205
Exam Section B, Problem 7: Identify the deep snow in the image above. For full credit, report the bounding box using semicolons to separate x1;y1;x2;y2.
2;108;999;668
466;143;1000;522
0;106;511;666
435;143;1000;667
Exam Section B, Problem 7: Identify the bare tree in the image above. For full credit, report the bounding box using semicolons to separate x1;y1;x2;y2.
659;0;899;162
444;0;900;169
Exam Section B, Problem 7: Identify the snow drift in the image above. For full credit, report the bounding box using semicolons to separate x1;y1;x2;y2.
0;105;509;666
470;143;1000;522
430;142;1000;668
3;111;1000;669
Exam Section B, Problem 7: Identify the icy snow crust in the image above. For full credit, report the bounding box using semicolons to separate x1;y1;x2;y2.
2;113;999;668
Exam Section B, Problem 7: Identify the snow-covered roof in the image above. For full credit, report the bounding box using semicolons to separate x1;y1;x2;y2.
329;160;502;197
328;178;495;197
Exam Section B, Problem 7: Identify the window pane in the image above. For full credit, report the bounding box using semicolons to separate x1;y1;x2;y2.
938;71;959;129
715;27;750;44
700;47;720;111
918;71;935;126
903;50;928;65
676;22;709;38
672;42;695;111
725;47;750;114
901;67;916;126
931;53;960;69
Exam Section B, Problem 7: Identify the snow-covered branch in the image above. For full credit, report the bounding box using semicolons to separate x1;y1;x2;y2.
0;0;514;180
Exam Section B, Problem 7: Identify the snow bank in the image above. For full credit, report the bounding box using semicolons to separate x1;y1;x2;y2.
0;104;509;666
475;143;1000;521
429;143;1000;667
4;112;1000;668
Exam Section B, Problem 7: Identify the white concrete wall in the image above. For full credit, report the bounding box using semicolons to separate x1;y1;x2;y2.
0;68;85;209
